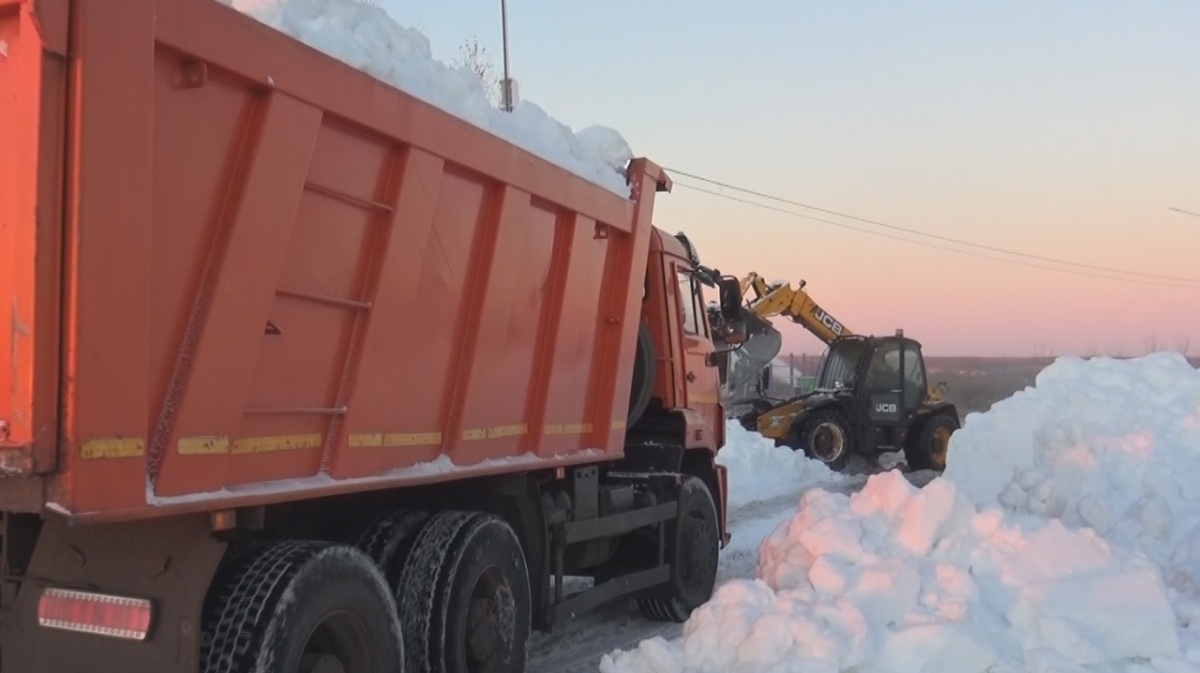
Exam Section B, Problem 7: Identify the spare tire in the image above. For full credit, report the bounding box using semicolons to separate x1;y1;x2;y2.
628;323;656;427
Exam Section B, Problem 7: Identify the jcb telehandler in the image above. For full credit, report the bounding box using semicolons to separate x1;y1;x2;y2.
710;274;961;473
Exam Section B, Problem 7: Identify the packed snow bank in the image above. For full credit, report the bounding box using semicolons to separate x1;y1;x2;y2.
603;472;1182;673
717;422;847;509
220;0;634;195
603;352;1200;673
944;352;1200;572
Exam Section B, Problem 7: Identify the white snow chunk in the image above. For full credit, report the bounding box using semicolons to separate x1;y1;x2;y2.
716;421;847;509
221;0;633;196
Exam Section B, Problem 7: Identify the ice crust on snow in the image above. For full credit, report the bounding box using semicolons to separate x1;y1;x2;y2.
220;0;634;196
603;352;1200;673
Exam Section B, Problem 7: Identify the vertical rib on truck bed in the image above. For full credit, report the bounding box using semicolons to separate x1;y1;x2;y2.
14;0;668;522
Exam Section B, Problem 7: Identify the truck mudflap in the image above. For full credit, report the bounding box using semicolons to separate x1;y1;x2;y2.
714;462;731;547
0;513;225;672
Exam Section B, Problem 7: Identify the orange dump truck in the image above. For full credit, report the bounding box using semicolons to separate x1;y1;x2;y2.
0;0;750;670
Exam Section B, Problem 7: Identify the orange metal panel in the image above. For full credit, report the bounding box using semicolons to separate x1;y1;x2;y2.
326;147;448;480
53;0;158;514
0;0;65;491
536;215;609;458
7;0;671;521
0;4;31;452
448;184;538;465
149;91;324;497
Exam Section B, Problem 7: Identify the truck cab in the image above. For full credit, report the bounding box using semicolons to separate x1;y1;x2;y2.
617;228;745;541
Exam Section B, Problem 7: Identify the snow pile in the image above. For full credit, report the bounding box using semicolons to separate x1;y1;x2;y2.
603;352;1200;673
717;421;847;509
604;472;1182;673
220;0;634;195
943;352;1200;572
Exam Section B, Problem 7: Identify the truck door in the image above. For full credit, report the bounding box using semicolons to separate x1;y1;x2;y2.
673;263;721;424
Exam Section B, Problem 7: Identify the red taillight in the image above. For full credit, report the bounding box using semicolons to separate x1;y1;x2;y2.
37;588;153;640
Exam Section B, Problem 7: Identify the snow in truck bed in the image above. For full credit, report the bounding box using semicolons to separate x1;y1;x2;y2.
221;0;634;196
603;352;1200;673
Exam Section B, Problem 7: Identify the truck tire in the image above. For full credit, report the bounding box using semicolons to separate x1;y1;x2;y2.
200;540;403;673
638;475;720;623
905;412;959;472
355;508;431;577
628;323;656;427
790;408;853;472
395;511;531;673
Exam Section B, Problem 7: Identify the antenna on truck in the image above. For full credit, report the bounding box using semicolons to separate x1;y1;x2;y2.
499;0;519;111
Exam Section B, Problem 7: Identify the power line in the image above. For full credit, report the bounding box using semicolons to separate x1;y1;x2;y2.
673;181;1200;291
665;167;1200;286
1170;207;1200;219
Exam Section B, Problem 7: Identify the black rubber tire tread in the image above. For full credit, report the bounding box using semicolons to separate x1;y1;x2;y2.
628;323;656;427
355;508;431;583
395;510;532;673
200;539;403;673
905;412;960;472
792;408;854;472
637;475;720;623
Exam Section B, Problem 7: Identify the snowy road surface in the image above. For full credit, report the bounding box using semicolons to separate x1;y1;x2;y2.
526;458;937;673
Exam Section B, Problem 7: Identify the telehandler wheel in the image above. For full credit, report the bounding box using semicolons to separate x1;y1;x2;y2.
200;540;403;673
790;408;853;472
628;324;656;428
395;511;532;673
638;475;721;623
905;412;959;472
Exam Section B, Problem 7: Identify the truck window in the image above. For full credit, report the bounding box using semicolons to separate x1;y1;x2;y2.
677;271;706;336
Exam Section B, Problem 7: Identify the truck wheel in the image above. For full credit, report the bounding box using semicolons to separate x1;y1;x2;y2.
905;412;959;472
638;475;720;623
791;409;853;472
628;323;656;427
354;508;431;579
395;511;531;673
200;540;403;673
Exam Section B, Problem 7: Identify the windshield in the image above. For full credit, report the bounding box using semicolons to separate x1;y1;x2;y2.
816;339;869;389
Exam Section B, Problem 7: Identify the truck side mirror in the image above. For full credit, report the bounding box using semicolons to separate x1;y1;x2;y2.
718;278;742;319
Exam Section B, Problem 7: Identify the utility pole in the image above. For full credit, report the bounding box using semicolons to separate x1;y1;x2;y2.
499;0;518;112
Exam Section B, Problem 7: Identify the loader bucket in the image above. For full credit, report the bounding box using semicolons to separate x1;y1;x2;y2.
718;309;783;411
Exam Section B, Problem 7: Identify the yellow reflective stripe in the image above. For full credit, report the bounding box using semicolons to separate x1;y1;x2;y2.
81;438;145;459
231;434;322;454
178;436;230;455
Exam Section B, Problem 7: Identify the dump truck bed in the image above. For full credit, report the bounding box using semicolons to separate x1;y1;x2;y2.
0;0;665;522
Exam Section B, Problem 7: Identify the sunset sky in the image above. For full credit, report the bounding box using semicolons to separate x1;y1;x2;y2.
377;0;1199;357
